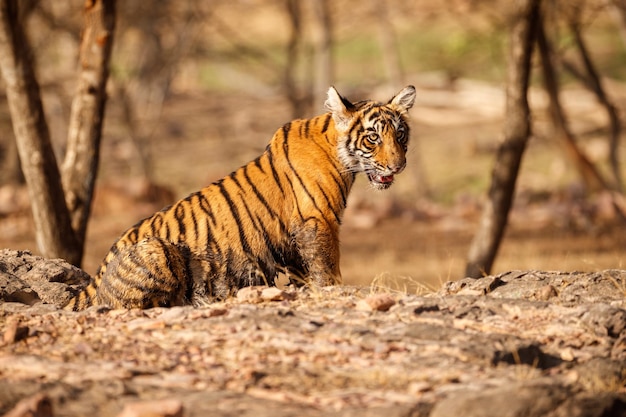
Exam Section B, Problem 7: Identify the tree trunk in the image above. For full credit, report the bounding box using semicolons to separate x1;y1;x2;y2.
465;0;540;278
61;0;116;257
0;0;81;264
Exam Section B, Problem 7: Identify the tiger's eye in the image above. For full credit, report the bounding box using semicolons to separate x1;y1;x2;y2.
367;133;380;144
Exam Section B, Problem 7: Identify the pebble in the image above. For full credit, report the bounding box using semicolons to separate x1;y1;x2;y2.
116;399;183;417
3;393;53;417
356;293;396;312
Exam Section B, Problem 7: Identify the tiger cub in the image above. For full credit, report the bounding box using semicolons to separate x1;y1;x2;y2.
65;85;416;310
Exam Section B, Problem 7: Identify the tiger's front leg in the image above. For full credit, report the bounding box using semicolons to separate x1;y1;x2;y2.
293;219;342;287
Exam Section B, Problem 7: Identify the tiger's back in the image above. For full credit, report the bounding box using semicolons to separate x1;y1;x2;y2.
65;85;416;310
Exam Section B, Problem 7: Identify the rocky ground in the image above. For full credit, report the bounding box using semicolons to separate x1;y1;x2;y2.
0;249;625;417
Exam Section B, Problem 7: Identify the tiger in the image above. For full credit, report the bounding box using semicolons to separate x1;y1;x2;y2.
64;85;416;310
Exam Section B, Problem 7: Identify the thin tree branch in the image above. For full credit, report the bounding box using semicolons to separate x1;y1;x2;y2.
537;12;610;193
569;19;622;191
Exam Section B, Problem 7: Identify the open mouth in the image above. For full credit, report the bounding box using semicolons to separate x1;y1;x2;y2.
367;172;395;189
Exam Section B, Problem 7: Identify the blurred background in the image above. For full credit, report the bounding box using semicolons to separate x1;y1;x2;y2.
1;0;625;291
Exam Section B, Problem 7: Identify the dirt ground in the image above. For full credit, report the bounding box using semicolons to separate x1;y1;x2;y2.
1;260;625;416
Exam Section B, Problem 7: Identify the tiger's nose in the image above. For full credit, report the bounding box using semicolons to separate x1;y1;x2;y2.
388;161;405;174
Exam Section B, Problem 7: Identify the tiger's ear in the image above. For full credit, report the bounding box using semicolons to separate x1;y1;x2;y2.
389;85;416;114
325;86;355;131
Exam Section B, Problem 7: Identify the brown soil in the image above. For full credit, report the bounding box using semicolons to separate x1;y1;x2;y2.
1;259;625;416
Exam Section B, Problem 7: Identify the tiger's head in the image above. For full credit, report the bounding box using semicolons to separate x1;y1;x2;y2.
325;85;416;190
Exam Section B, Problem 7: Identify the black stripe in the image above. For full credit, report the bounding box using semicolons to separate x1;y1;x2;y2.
174;203;187;238
282;134;326;219
150;213;163;234
123;251;175;289
265;147;285;197
188;197;200;245
315;180;341;224
348;122;363;139
216;180;253;256
242;165;289;235
367;109;381;119
282;122;292;139
327;170;349;209
284;174;316;224
253;156;265;174
299;120;305;138
100;272;132;302
156;240;184;285
197;192;217;225
178;195;198;243
239;197;264;238
308;135;350;205
238;196;284;279
108;244;120;260
164;222;171;241
127;229;139;244
198;188;220;260
321;114;332;133
229;171;245;193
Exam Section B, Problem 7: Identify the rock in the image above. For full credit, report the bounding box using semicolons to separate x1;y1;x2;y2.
261;287;294;302
236;286;264;303
2;317;29;345
430;382;571;417
356;293;396;311
116;399;183;417
0;274;38;305
439;270;626;307
1;265;626;416
0;249;91;307
236;286;295;303
2;393;53;417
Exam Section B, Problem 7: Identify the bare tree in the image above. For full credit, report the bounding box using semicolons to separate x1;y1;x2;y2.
536;11;610;193
465;0;541;278
61;0;116;257
0;0;115;266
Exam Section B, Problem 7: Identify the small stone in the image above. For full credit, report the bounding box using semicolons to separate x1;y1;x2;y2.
457;288;484;296
236;286;264;303
356;294;396;312
261;287;295;302
2;318;29;345
3;393;53;417
116;399;183;417
536;284;558;301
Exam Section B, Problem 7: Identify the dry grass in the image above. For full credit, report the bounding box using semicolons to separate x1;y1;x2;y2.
369;272;438;296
